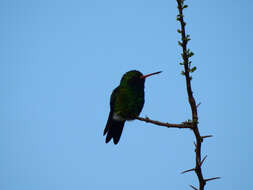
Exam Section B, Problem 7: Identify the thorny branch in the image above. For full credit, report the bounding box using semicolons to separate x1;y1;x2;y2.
176;0;207;189
136;0;220;189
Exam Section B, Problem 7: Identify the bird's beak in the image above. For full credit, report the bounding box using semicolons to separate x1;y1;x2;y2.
140;71;162;79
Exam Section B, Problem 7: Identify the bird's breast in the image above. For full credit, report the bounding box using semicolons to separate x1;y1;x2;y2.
114;87;144;120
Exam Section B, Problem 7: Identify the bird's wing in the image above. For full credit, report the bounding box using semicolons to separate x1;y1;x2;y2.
104;86;126;144
110;86;120;111
103;86;119;136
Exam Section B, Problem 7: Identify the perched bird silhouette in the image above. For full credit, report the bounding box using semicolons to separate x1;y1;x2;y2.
103;70;162;144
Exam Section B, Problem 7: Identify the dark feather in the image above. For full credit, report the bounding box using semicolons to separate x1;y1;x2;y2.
104;111;125;144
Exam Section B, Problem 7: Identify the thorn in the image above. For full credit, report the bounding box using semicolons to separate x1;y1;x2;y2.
200;155;207;166
196;102;201;108
201;135;213;139
205;177;221;182
189;185;198;190
181;168;195;174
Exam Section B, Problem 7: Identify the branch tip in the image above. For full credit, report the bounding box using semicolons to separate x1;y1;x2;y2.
205;177;221;182
181;168;195;174
189;185;198;190
202;135;213;138
196;102;201;108
200;155;207;166
201;135;213;142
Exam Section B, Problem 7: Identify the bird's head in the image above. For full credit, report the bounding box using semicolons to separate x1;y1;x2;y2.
120;70;162;88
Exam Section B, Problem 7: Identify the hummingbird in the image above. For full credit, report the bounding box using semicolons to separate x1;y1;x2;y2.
103;70;162;144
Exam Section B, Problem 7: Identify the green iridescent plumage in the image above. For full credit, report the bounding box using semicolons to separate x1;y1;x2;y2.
104;70;161;144
114;71;144;120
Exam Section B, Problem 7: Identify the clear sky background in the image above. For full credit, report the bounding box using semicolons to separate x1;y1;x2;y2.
0;0;252;189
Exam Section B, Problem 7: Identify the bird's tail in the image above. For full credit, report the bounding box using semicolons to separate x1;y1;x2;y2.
103;112;125;145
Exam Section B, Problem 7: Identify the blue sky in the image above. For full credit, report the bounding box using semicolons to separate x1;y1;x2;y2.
0;0;252;189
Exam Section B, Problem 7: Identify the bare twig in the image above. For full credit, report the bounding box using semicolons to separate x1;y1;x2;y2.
205;177;221;182
189;185;198;190
201;135;213;139
200;155;207;166
181;168;195;174
136;116;193;129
